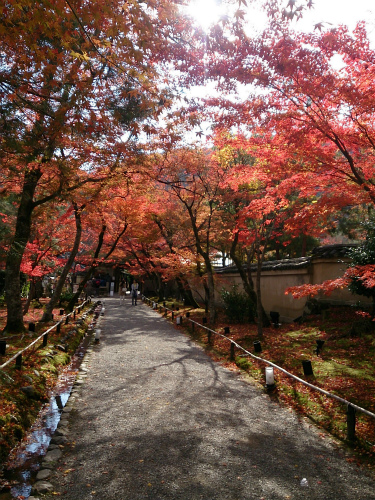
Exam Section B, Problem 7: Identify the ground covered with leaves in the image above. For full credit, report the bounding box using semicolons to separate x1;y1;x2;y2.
0;299;94;467
153;300;375;470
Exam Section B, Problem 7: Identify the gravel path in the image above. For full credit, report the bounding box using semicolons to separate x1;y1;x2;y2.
42;296;375;500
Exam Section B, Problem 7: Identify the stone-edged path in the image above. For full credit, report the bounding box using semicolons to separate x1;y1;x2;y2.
36;295;375;500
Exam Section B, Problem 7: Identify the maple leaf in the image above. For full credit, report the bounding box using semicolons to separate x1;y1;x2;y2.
234;9;245;21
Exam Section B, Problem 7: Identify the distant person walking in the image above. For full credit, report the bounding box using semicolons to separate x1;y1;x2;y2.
119;279;126;303
131;281;138;306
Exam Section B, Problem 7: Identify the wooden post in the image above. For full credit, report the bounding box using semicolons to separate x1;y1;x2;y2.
43;333;48;347
65;316;69;325
230;342;235;361
191;322;195;333
302;360;313;376
347;404;356;442
0;340;6;355
57;322;61;334
172;311;174;321
16;353;22;370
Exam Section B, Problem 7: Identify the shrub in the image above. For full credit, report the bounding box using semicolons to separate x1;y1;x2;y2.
59;291;75;303
220;285;255;323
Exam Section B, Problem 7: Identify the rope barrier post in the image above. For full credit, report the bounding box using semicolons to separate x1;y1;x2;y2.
73;310;76;319
57;322;61;334
207;330;212;345
65;316;69;325
172;311;174;321
302;360;314;376
347;404;356;442
0;340;6;355
43;333;48;347
16;353;22;370
191;321;195;333
230;342;235;361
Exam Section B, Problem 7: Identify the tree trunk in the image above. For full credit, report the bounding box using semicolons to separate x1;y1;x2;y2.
3;169;42;333
175;276;199;308
23;280;36;315
256;246;264;338
41;204;83;322
206;263;216;323
67;225;106;311
67;222;127;311
229;234;257;322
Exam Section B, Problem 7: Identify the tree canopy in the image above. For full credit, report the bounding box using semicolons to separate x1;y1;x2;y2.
2;0;375;331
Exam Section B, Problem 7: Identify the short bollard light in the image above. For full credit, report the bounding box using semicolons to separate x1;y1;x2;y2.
265;366;275;388
270;311;280;327
254;340;262;353
60;309;64;316
202;317;207;324
28;322;35;332
95;328;101;343
316;339;325;355
176;316;182;325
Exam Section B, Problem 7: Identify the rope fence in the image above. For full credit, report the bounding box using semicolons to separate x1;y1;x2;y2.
142;295;375;443
0;298;92;372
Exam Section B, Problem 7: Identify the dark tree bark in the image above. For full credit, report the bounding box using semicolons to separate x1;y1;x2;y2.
41;204;83;322
3;169;42;333
153;216;199;308
67;222;128;311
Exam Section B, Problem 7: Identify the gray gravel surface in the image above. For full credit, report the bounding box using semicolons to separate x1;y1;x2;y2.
45;296;375;500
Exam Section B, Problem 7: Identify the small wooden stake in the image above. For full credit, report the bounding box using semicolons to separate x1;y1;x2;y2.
16;353;22;370
230;342;235;361
347;404;356;442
